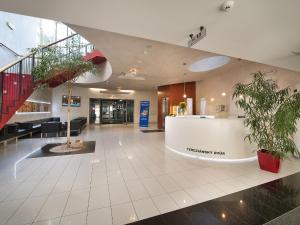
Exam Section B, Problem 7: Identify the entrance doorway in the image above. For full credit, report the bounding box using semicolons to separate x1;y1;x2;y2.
89;98;134;124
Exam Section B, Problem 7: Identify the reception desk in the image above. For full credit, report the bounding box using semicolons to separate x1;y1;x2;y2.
165;116;257;162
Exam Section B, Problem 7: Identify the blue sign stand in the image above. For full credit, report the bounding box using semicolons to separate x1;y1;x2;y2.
139;101;150;128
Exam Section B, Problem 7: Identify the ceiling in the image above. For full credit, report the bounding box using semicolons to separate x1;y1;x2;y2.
70;25;247;90
0;0;300;73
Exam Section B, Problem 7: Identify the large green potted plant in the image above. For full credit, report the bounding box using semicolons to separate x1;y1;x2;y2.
232;71;300;173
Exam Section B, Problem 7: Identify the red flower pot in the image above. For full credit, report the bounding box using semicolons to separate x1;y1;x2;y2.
257;150;281;173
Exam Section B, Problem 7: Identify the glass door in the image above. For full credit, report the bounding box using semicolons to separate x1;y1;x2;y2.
89;98;101;124
100;99;134;124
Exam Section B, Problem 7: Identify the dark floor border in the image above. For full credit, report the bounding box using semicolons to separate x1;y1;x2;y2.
128;172;300;225
27;141;95;158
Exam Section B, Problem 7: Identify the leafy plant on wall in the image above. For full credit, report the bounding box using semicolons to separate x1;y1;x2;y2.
32;35;98;149
232;71;300;159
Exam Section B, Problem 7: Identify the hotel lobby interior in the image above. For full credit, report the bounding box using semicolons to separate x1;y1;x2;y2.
0;1;300;225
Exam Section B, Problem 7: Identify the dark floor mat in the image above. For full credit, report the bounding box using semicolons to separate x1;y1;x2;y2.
141;129;164;133
19;131;79;139
27;141;95;158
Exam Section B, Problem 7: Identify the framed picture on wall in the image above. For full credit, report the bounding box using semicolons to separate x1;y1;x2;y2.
62;95;81;107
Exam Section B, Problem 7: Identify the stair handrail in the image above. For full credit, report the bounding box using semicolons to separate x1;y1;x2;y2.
0;43;22;57
0;33;78;73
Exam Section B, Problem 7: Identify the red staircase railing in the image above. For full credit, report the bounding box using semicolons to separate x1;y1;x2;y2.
0;34;106;130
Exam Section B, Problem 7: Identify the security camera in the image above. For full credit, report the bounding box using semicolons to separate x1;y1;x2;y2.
221;1;234;12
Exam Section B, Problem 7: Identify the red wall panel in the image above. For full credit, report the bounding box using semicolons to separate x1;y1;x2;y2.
157;82;196;128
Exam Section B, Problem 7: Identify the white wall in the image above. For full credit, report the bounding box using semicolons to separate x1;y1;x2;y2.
0;11;41;67
195;61;300;117
51;85;158;124
8;88;52;123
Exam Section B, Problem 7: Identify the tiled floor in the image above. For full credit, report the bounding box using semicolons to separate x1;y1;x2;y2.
128;172;300;225
0;124;299;225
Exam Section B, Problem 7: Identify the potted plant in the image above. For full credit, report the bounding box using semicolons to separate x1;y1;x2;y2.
32;35;98;150
179;102;187;115
232;71;300;173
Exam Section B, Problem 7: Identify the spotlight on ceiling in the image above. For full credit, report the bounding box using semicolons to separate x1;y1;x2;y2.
188;26;206;47
221;1;234;12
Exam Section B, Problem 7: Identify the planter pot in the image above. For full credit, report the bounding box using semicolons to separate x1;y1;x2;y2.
257;150;281;173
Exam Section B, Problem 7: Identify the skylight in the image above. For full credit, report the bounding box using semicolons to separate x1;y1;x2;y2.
189;56;230;72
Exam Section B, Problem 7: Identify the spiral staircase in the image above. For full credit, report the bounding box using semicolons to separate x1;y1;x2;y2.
0;34;107;130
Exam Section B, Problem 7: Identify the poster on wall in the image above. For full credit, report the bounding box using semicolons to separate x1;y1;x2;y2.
139;101;150;128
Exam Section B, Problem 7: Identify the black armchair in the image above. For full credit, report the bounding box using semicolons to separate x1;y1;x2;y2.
41;122;61;138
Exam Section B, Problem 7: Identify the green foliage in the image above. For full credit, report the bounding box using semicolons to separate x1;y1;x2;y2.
31;35;97;86
232;71;300;159
179;102;187;110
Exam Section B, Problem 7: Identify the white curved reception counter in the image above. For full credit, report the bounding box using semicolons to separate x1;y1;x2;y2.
165;116;257;162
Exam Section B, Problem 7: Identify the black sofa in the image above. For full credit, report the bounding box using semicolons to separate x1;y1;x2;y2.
0;117;61;144
0;124;18;143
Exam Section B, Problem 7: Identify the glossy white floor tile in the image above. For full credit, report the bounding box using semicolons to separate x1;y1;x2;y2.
0;124;299;225
6;196;47;225
169;190;195;208
126;180;149;201
111;203;137;225
152;194;179;214
34;192;69;222
88;186;110;210
63;188;89;216
60;212;86;225
132;198;159;220
87;207;112;225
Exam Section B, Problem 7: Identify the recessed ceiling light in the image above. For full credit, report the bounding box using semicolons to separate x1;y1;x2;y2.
189;56;230;72
129;68;138;75
119;90;135;94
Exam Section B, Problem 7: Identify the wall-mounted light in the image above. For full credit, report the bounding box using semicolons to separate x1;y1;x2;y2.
27;99;51;104
221;92;226;96
89;88;108;92
16;112;51;115
210;98;215;102
6;21;15;31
